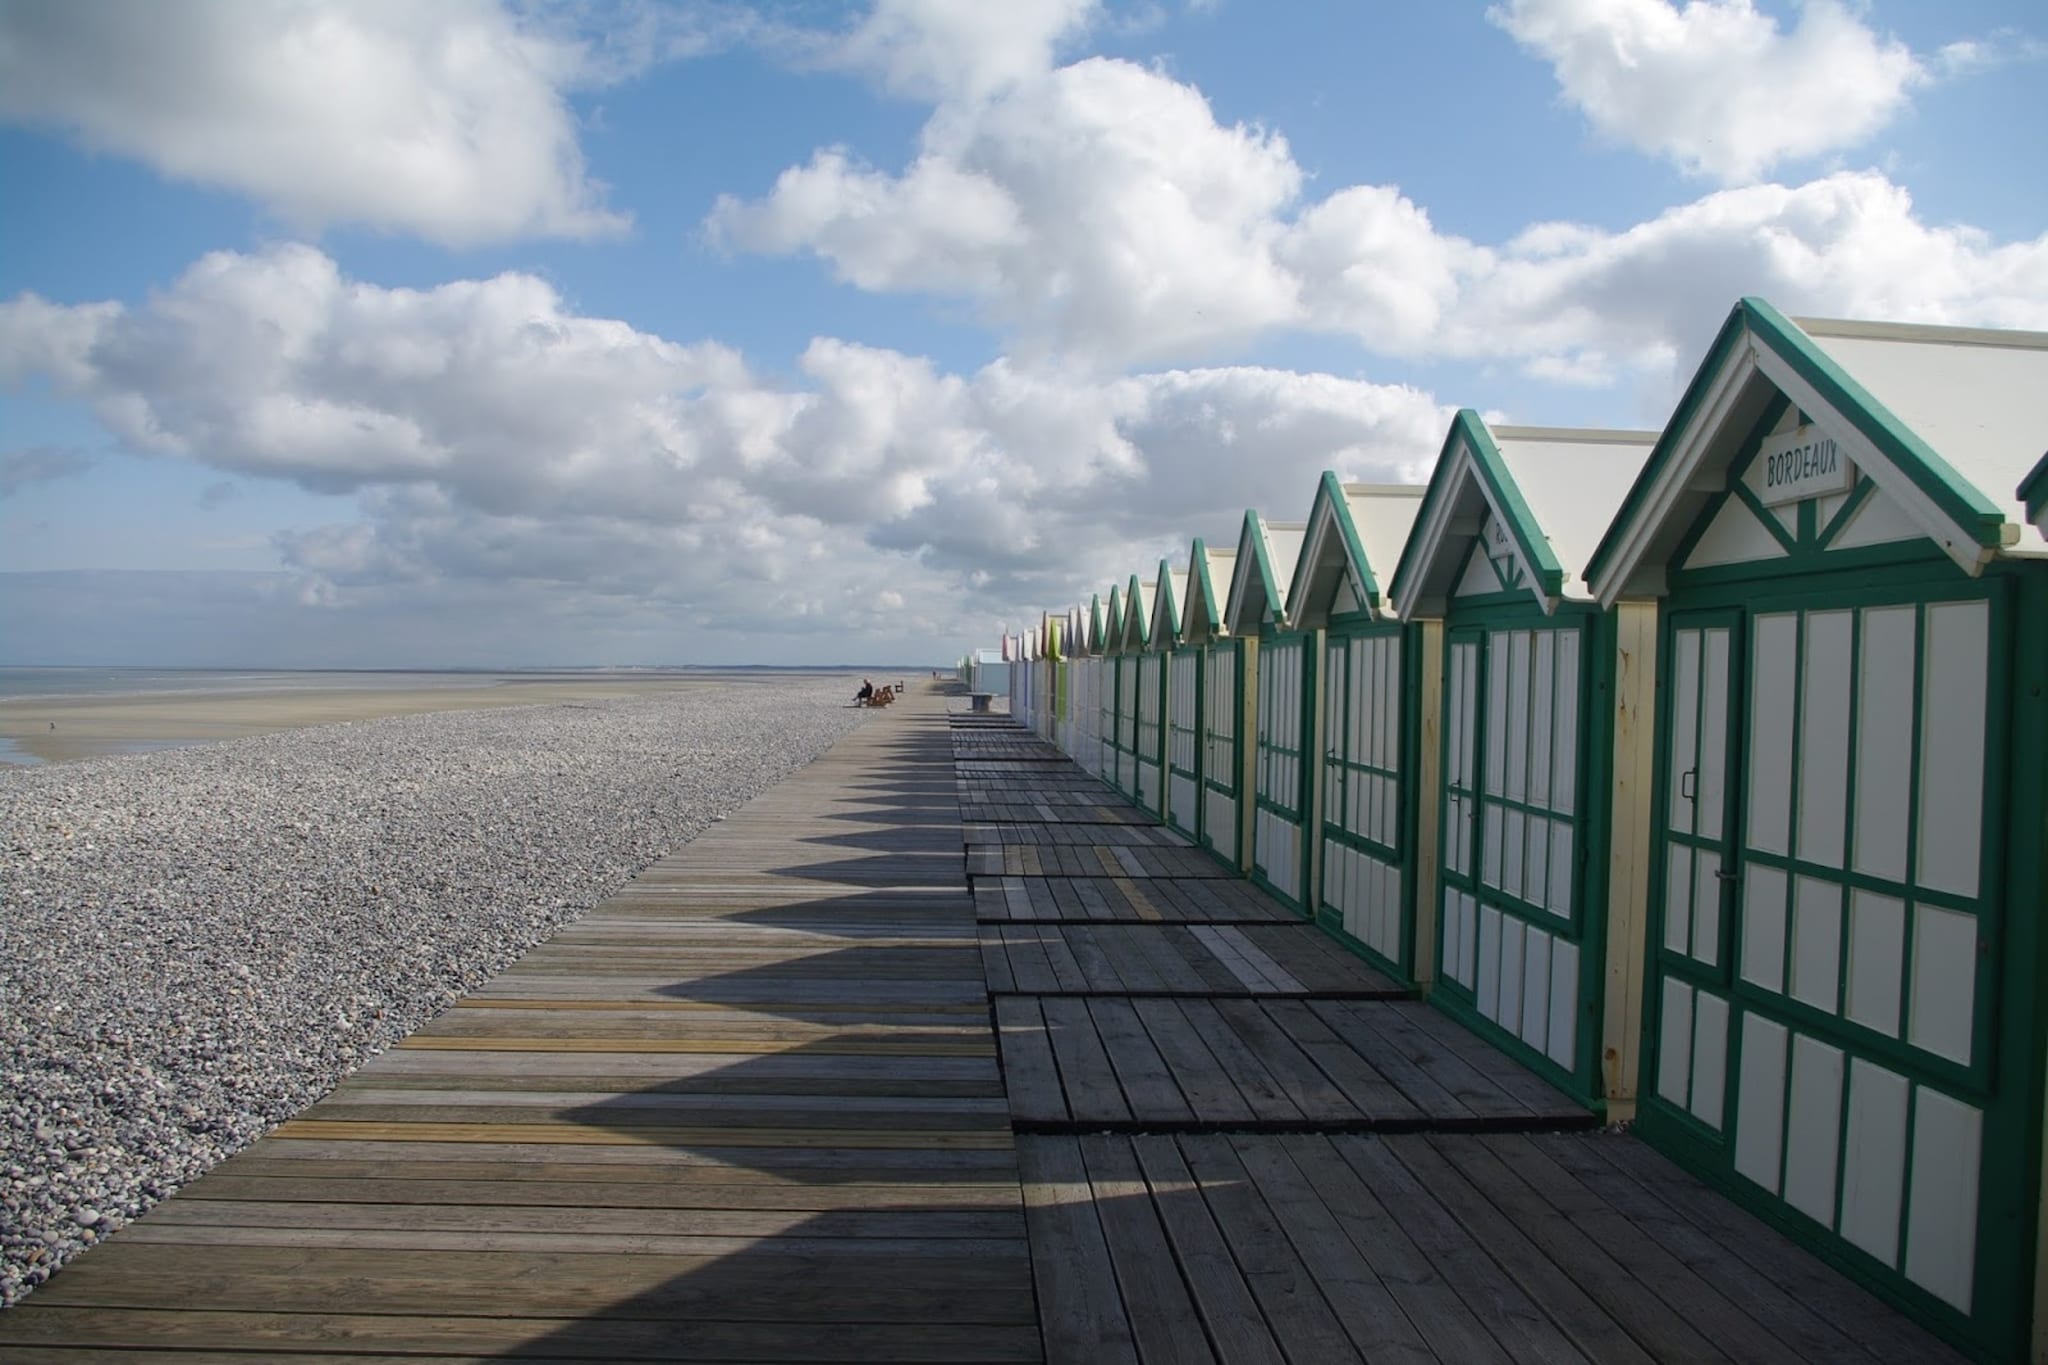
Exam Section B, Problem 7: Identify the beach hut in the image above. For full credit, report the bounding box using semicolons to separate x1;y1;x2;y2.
1146;560;1196;826
1285;475;1433;981
1389;414;1661;1111
1176;539;1247;868
1585;300;2048;1359
1097;584;1127;784
1071;595;1108;777
1125;572;1168;815
1224;510;1313;912
1150;555;1199;840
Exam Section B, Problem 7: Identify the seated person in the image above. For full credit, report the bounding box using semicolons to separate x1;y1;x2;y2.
855;679;874;703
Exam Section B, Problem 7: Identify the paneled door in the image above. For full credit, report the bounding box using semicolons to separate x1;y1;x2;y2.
1253;635;1311;909
1321;628;1406;971
1166;649;1202;840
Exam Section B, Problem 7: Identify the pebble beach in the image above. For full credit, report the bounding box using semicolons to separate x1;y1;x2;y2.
0;675;870;1305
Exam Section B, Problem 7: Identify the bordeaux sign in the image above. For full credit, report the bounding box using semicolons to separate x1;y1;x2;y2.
1752;422;1855;507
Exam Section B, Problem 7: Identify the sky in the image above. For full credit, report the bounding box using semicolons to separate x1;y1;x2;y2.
1;0;2044;668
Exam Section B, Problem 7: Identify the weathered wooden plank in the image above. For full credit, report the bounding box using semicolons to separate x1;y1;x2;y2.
1127;1136;1286;1365
1016;1139;1138;1365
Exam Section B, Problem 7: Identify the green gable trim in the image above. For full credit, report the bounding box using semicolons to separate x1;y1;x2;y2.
1297;469;1382;611
1745;298;2006;548
1388;409;1567;616
1154;557;1182;645
1125;574;1151;649
2022;449;2048;524
1238;508;1287;627
1587;298;2010;593
1104;585;1125;654
1187;538;1222;635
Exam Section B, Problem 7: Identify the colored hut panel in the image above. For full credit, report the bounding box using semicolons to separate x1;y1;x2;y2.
1587;299;2047;1358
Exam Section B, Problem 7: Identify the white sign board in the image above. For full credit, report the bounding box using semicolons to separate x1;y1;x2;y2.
1750;422;1855;507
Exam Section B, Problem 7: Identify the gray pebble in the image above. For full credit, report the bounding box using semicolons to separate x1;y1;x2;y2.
0;677;868;1304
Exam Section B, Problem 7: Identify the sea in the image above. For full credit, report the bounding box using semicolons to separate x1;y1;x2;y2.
0;665;866;702
0;666;889;766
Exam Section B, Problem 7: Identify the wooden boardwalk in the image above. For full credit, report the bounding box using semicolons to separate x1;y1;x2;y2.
959;714;1966;1365
0;690;1037;1362
1;694;1972;1362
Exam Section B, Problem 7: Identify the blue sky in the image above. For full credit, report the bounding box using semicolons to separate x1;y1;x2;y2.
2;0;2043;666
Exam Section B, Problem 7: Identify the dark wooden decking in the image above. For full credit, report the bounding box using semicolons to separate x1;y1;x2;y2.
958;714;1965;1365
0;695;1968;1363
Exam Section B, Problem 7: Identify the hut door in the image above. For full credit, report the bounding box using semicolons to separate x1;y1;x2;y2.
1253;636;1310;908
1321;629;1406;970
1166;650;1202;838
1136;654;1165;813
1202;645;1240;864
1651;611;1740;1130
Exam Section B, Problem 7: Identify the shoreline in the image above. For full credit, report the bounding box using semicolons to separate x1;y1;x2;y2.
0;677;731;765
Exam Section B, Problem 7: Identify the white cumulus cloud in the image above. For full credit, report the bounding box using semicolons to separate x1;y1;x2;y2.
0;245;1450;636
1487;0;1924;183
0;0;628;244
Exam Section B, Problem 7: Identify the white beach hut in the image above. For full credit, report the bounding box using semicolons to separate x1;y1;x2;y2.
1585;300;2048;1360
1223;510;1312;912
1285;474;1433;981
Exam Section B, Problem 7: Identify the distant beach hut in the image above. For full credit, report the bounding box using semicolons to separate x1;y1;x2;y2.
1123;572;1164;812
1068;595;1108;777
1224;509;1312;911
1178;538;1245;867
1097;583;1126;784
1150;555;1200;840
1285;473;1431;981
1585;300;2048;1359
1389;414;1660;1110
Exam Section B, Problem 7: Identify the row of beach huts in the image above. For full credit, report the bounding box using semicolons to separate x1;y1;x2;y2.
971;298;2048;1361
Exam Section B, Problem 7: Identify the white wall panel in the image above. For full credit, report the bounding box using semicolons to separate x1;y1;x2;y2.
1734;1013;1789;1192
1796;610;1853;868
1852;607;1915;882
1747;613;1798;855
1916;601;1987;898
1909;906;1977;1065
1547;942;1578;1068
1839;1059;1910;1266
1791;876;1843;1014
1784;1034;1845;1226
1691;990;1729;1129
1845;890;1905;1038
1905;1088;1981;1311
1552;631;1579;814
1477;906;1502;1022
1742;865;1788;991
1659;980;1694;1107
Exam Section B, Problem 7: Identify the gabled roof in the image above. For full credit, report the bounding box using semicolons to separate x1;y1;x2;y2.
1123;574;1155;651
1149;559;1189;650
1287;471;1428;629
1086;593;1107;653
1223;510;1308;635
1391;412;1658;619
2024;451;2048;539
1103;584;1126;653
1588;299;2048;604
1180;538;1237;646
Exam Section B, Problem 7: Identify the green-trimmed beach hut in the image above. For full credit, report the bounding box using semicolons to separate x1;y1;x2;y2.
1389;413;1661;1109
1286;474;1433;982
1098;583;1127;786
1144;559;1189;824
1586;301;2048;1361
1224;510;1313;912
1121;573;1161;810
1179;538;1246;868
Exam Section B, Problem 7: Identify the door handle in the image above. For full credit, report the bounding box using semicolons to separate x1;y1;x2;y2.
1679;768;1696;801
1714;866;1738;882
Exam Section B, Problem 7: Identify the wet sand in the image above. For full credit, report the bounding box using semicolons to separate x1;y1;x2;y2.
0;677;727;765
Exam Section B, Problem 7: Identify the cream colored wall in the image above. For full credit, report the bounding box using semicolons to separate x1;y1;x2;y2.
1412;620;1444;988
1600;601;1659;1119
